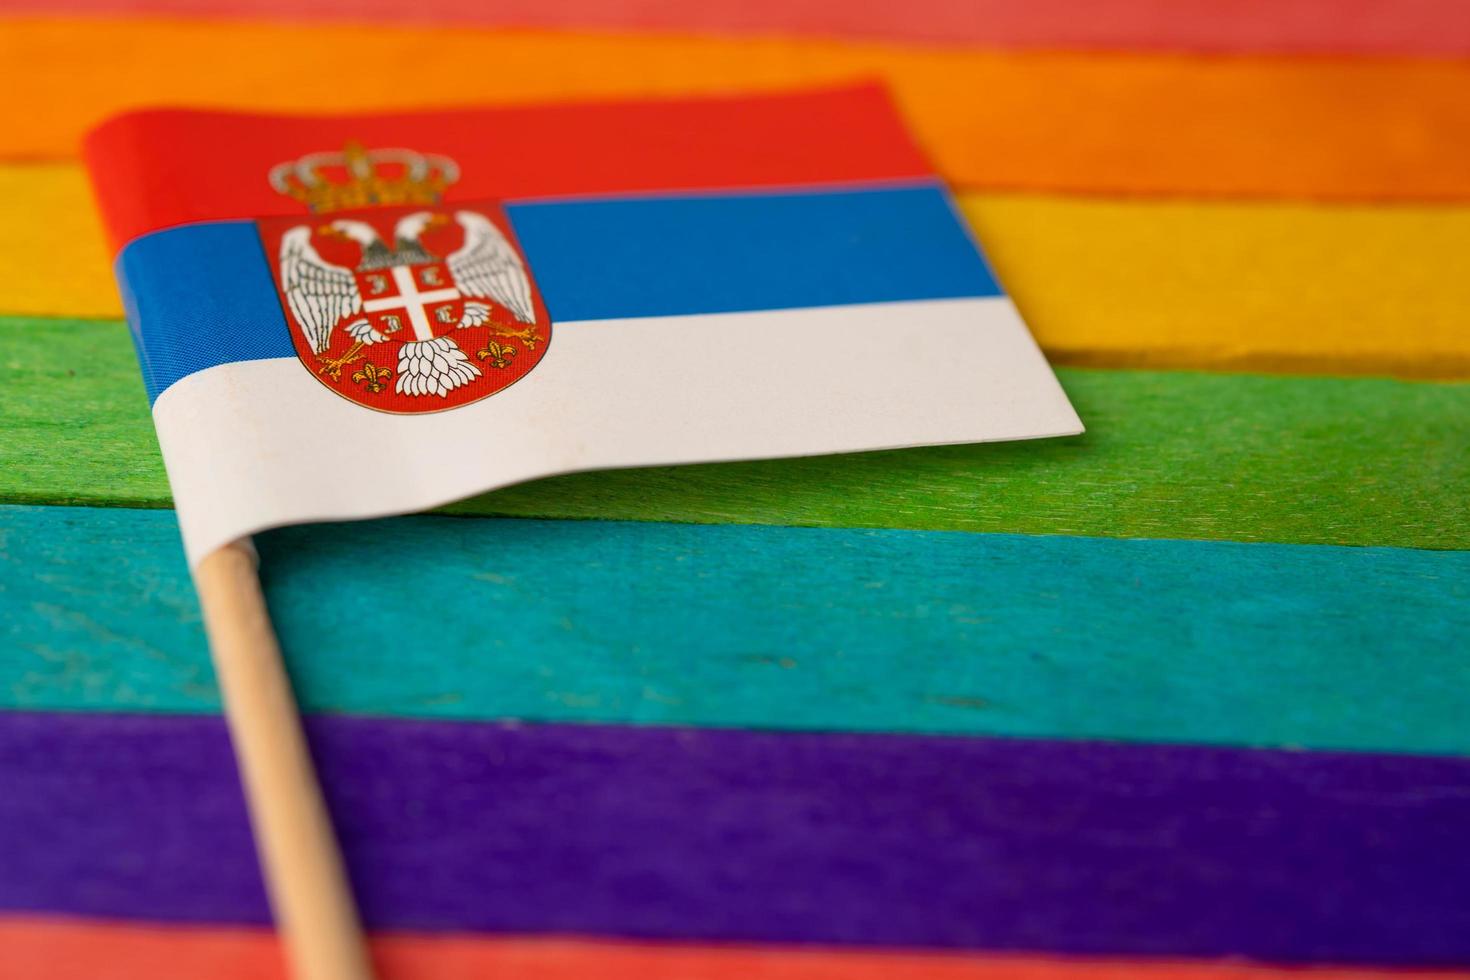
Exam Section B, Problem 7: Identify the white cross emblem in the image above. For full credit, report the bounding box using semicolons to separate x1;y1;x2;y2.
364;265;460;341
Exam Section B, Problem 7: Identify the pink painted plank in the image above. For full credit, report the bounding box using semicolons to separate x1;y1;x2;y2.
3;0;1469;56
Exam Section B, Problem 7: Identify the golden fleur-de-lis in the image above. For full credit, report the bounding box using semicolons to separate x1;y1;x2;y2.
351;361;392;393
476;340;516;368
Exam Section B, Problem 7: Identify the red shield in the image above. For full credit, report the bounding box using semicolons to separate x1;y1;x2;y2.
258;201;550;413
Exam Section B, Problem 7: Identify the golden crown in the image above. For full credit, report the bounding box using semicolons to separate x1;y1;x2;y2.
268;142;460;213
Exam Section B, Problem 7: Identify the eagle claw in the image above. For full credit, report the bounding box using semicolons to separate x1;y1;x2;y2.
317;341;367;381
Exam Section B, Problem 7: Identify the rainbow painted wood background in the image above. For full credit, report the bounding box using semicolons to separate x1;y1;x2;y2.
2;1;1469;976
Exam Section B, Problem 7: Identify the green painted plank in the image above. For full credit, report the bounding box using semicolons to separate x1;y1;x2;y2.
3;504;1468;755
3;316;1467;548
3;317;168;509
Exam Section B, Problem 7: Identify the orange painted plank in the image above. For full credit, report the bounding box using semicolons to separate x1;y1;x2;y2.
4;918;1468;980
4;17;1470;201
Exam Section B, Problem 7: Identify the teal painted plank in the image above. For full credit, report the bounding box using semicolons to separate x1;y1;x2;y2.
3;504;1467;755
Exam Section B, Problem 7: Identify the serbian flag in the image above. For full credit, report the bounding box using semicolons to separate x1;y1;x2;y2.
86;86;1081;564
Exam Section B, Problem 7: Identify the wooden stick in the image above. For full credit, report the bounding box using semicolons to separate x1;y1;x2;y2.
194;539;377;980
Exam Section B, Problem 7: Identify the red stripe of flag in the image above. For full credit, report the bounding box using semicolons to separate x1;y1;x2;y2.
86;85;933;250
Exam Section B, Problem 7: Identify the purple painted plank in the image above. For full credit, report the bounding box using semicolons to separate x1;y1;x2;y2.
2;710;1468;964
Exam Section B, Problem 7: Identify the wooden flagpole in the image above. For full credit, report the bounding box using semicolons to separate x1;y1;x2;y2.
194;538;377;980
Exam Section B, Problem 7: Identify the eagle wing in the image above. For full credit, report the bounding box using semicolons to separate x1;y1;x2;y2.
446;211;536;324
280;226;363;354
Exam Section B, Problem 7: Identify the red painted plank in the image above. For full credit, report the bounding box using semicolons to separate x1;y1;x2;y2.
8;918;1470;980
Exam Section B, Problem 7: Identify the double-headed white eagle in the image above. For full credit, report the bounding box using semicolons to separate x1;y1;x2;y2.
279;210;536;397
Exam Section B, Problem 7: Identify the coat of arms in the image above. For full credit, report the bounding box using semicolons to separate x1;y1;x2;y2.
258;144;549;413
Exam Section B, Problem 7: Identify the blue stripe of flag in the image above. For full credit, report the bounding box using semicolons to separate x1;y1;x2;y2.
119;182;1001;403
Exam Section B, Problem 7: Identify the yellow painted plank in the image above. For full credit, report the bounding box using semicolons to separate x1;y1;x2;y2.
4;17;1470;201
964;195;1470;379
0;165;113;317
11;164;1469;378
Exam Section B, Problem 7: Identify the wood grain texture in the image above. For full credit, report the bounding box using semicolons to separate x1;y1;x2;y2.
11;918;1469;980
9;163;1470;378
2;318;1465;549
0;318;168;509
6;18;1470;201
4;505;1468;755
